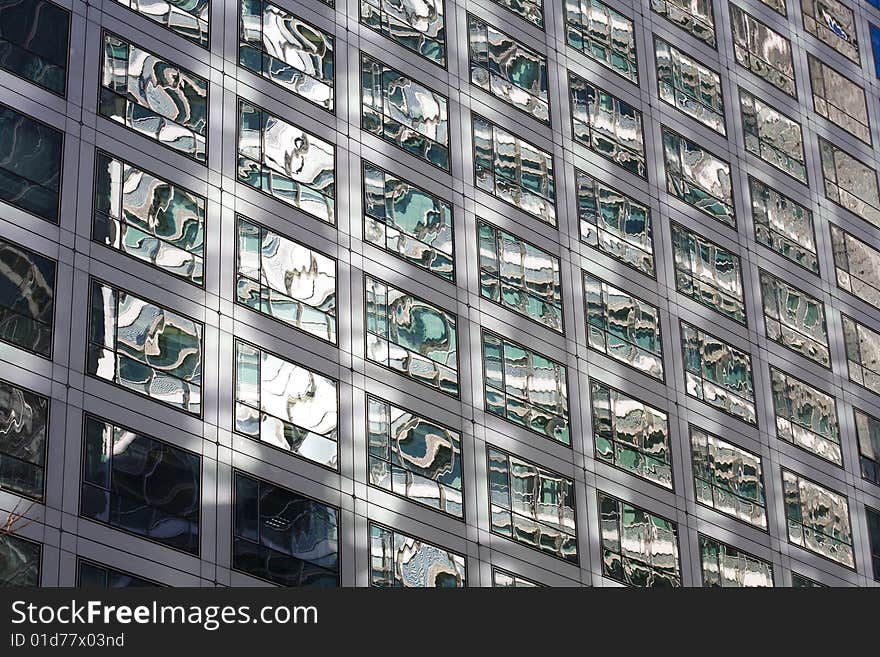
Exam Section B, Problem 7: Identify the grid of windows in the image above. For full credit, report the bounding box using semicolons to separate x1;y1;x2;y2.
6;0;880;589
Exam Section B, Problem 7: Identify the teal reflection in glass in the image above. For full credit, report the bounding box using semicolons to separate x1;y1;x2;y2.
364;275;458;397
760;270;829;367
771;367;841;466
114;0;209;48
482;330;569;445
493;0;543;27
655;36;725;135
0;236;56;358
565;0;637;83
362;161;453;282
0;0;69;95
370;523;465;587
662;127;734;226
360;0;446;66
700;535;773;587
750;177;818;274
652;0;715;47
93;151;205;286
782;469;854;567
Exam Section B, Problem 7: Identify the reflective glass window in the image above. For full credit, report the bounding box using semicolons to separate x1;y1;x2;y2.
237;99;335;224
729;4;796;97
232;470;339;587
233;339;338;470
482;329;569;445
473;113;556;225
598;492;681;587
570;73;646;179
819;137;880;228
0;379;48;501
565;0;638;83
662;127;735;227
671;222;745;325
868;506;880;581
590;379;672;490
367;394;463;518
760;0;787;14
808;55;869;145
740;88;807;184
792;572;825;587
0;534;40;586
770;367;841;466
87;279;202;415
760;270;829;367
479;220;562;332
468;14;548;123
239;0;334;111
749;176;818;275
362;161;454;282
77;560;159;588
370;523;465;587
114;0;208;47
0;103;63;222
855;407;880;486
492;568;542;587
782;469;854;568
584;273;663;379
100;33;207;163
361;54;449;171
655;37;725;135
692;425;766;529
0;236;55;358
0;0;69;95
842;314;880;396
360;0;446;66
576;170;654;277
699;535;774;587
81;415;200;554
651;0;715;48
236;215;336;344
872;23;880;79
802;0;858;63
493;0;543;28
831;223;880;310
365;275;458;397
488;445;577;563
93;151;205;286
681;320;756;425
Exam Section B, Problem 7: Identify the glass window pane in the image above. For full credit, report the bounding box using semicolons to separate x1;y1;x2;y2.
691;425;767;529
655;37;725;135
114;0;208;47
842;314;880;396
802;0;858;63
0;0;69;95
80;415;201;554
369;523;465;587
584;273;663;379
819;137;880;228
770;367;841;466
86;279;203;415
482;329;570;445
699;534;773;587
782;469;854;568
479;220;563;332
361;54;449;171
0;103;63;222
651;0;716;47
855;407;880;486
492;568;542;587
237;99;335;224
367;394;463;517
488;445;578;563
468;14;549;123
235;216;336;343
740;87;807;184
671;222;745;325
99;32;208;163
808;54;870;145
867;506;880;581
239;0;334;111
77;560;160;587
473;113;557;225
364;275;459;397
362;161;454;282
750;176;818;274
0;236;56;358
729;4;796;97
590;379;672;490
570;73;646;179
93;151;206;286
662;127;735;226
233;339;338;469
232;470;339;587
760;270;829;366
831;223;880;311
0;378;48;501
598;492;681;587
565;0;638;83
359;0;446;66
0;534;40;586
576;170;654;277
680;320;756;425
493;0;543;28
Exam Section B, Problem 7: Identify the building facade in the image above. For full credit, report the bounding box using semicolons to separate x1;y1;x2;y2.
1;0;880;587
